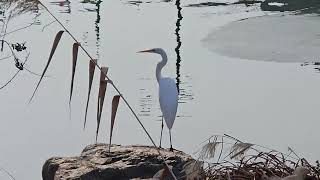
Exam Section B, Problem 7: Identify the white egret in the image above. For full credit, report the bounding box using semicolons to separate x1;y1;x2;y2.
138;48;178;151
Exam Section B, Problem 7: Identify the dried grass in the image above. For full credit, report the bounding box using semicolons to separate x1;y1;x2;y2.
0;0;39;18
188;134;320;180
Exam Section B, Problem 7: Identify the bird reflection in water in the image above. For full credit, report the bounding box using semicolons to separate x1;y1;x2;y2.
175;0;182;94
174;0;194;107
94;0;102;59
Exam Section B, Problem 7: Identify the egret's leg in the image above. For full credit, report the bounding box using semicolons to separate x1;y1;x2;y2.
169;129;173;151
159;116;164;148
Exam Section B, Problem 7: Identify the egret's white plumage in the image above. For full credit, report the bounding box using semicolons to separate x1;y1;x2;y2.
159;77;178;129
138;48;178;151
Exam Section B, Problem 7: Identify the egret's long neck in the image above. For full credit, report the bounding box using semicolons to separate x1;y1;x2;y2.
156;52;167;83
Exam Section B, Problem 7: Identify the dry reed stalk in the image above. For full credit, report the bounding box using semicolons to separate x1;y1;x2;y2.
193;134;320;180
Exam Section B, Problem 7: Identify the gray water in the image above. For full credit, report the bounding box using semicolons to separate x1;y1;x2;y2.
0;0;320;179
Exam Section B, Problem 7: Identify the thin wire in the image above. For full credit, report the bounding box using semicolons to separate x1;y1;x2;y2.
36;1;177;179
0;68;20;90
24;66;50;77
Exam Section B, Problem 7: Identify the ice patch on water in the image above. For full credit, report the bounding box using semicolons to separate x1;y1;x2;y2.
202;14;320;63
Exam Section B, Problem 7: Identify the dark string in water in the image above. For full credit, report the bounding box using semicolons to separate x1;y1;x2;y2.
95;0;101;59
175;0;182;94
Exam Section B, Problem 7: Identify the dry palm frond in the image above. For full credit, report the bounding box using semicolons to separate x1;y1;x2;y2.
95;66;108;142
109;95;120;152
84;59;97;129
29;30;64;102
69;42;79;103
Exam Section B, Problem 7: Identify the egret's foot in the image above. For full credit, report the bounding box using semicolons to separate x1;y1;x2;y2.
169;147;174;152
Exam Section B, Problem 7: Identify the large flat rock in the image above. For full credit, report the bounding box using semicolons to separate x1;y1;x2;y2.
42;144;197;180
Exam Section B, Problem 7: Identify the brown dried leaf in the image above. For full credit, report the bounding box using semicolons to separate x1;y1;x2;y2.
29;30;64;102
95;67;108;142
84;59;97;129
109;95;120;152
69;42;79;103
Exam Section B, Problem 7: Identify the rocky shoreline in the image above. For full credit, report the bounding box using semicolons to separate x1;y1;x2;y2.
42;144;198;180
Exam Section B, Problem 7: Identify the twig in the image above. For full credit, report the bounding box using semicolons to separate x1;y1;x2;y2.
1;12;12;51
0;21;36;38
288;147;301;160
0;11;40;38
41;20;56;32
0;52;29;90
0;13;40;38
0;40;18;62
217;136;223;163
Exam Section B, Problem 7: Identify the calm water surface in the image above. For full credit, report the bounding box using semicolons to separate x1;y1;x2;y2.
0;0;320;179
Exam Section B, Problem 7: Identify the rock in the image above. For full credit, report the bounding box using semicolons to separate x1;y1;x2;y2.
42;144;198;180
267;166;310;180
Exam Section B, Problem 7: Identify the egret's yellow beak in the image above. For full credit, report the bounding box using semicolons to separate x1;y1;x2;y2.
137;49;154;53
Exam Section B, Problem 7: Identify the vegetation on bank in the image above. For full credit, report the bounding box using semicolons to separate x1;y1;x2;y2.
186;134;320;179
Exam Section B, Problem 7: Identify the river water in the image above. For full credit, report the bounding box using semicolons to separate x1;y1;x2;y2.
0;0;320;179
